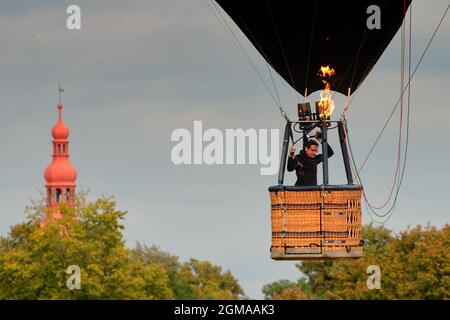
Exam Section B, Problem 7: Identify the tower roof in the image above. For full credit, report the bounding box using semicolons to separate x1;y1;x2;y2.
44;160;77;186
51;103;69;140
44;101;77;187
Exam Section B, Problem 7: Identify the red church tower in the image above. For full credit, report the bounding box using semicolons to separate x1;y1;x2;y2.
43;89;77;219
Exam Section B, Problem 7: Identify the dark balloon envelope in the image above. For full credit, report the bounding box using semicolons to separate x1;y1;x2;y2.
215;0;412;96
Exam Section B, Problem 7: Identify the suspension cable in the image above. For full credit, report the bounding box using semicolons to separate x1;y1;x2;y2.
365;3;407;211
205;0;291;121
346;2;450;175
344;3;416;223
264;0;298;94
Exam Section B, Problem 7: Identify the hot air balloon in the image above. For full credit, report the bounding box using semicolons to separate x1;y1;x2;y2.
215;0;412;260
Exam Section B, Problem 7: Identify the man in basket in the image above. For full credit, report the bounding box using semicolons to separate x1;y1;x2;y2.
287;131;334;186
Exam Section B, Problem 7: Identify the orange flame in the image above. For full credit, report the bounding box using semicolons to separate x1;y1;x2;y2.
318;66;335;119
318;66;336;78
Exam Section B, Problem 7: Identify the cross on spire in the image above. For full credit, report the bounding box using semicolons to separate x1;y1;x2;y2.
58;83;64;104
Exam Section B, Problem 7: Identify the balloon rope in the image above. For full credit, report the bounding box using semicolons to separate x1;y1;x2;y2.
345;5;414;223
304;0;318;97
206;0;297;121
204;0;288;119
264;0;298;94
235;11;301;107
352;1;449;174
364;6;406;211
333;1;391;97
266;63;283;109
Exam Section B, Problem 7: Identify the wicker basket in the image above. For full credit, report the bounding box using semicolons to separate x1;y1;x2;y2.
269;185;363;260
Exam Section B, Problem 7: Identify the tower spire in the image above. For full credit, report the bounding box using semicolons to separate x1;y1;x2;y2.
43;90;77;220
58;83;64;121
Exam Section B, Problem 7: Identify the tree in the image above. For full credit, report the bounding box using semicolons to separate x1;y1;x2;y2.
262;279;312;300
263;224;450;300
132;243;195;299
178;259;244;300
0;195;173;299
271;286;311;300
0;192;245;300
262;279;296;299
133;244;245;300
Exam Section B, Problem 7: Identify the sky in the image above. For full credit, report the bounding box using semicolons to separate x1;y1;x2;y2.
0;0;449;299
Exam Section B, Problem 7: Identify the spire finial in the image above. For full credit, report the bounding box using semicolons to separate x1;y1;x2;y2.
58;83;64;120
58;83;64;104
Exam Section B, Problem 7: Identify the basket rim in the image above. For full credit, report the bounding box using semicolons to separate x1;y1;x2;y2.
268;184;362;192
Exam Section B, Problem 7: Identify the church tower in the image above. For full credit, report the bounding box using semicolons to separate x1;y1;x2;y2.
43;90;77;218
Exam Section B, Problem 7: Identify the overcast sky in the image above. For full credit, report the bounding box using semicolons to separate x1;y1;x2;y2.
0;0;449;299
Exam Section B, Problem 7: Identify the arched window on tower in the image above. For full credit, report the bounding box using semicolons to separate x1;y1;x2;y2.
65;188;71;202
56;188;62;203
57;144;61;154
63;144;66;154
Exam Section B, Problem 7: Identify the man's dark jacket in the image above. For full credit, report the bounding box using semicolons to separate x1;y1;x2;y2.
287;144;334;186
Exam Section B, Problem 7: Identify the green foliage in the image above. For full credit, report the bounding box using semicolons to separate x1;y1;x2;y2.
179;259;244;300
132;244;245;300
0;197;173;299
263;223;450;300
262;278;315;300
262;279;297;299
0;194;244;300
